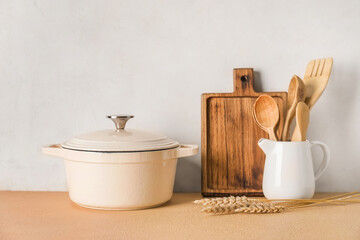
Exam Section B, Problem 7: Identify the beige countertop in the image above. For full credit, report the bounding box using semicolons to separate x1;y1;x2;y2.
0;192;359;240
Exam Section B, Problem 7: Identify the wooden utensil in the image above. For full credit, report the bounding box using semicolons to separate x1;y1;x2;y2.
303;57;333;109
201;68;287;197
291;57;333;140
253;95;280;141
281;75;306;141
291;102;310;142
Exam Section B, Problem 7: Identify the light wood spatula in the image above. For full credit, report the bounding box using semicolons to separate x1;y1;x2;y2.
281;75;306;141
291;102;310;142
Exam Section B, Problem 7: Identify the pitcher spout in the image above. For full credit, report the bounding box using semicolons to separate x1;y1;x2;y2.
258;138;276;155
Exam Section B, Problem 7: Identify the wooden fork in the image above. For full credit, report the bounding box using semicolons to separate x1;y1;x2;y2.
303;57;333;110
291;57;333;141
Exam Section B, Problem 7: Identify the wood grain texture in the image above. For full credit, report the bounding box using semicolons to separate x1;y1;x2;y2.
202;68;287;197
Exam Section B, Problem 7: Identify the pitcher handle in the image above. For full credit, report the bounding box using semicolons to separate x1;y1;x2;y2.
310;141;330;181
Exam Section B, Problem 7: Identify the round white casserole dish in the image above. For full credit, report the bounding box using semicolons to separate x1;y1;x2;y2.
42;115;198;210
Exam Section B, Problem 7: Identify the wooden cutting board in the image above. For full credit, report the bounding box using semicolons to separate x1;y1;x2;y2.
201;68;287;197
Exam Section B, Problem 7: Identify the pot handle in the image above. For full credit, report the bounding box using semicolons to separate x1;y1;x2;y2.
42;144;64;158
176;144;199;158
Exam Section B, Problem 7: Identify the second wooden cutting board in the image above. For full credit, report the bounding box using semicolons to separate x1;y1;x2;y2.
201;68;287;197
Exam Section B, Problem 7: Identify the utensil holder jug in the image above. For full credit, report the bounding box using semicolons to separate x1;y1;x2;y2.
258;139;330;199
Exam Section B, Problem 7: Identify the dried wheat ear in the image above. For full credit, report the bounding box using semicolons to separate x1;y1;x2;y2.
194;192;360;215
195;196;285;214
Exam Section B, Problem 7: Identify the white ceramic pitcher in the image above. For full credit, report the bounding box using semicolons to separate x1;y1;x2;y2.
258;138;330;199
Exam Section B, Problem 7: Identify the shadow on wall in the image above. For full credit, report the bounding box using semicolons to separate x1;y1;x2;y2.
326;63;358;140
174;156;201;192
253;71;265;92
313;62;360;191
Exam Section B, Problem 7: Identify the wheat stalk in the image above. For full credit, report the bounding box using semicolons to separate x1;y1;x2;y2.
194;196;253;206
235;205;285;213
194;192;360;215
201;200;286;214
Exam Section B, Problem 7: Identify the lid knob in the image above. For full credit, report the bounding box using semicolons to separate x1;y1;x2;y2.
107;115;134;130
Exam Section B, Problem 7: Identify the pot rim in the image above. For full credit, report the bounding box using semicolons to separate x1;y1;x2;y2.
61;145;179;153
42;144;198;164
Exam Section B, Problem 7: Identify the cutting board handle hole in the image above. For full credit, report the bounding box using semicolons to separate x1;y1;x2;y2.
241;76;248;82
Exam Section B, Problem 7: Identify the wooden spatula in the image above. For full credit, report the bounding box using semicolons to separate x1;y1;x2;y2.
281;75;306;141
291;102;310;142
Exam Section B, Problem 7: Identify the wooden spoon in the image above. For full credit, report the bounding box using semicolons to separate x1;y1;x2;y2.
253;95;280;141
281;75;306;141
303;57;333;110
291;102;310;142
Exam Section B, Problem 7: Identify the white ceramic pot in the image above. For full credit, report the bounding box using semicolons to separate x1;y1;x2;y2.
42;115;198;210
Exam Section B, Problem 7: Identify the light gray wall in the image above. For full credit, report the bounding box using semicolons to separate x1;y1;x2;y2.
1;0;359;192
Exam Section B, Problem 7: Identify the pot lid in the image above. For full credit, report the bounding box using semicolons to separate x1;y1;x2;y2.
61;115;179;152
